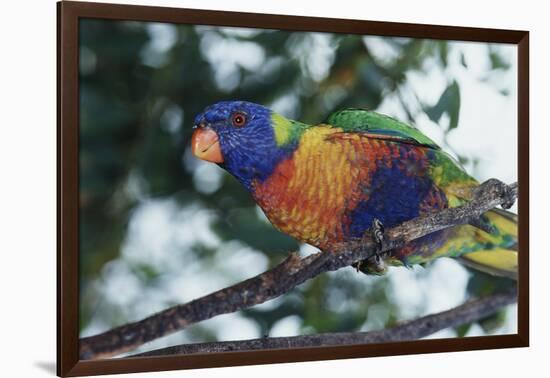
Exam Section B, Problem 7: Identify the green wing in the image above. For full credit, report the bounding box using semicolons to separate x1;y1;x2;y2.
326;108;440;149
325;108;479;206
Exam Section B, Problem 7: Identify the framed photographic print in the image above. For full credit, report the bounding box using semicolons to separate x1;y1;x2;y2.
57;1;529;376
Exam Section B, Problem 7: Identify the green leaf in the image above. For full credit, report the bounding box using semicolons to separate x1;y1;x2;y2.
460;53;468;68
424;80;461;130
455;323;472;337
489;47;511;71
479;309;507;333
438;41;449;67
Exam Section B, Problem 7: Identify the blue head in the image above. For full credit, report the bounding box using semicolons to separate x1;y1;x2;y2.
192;101;302;190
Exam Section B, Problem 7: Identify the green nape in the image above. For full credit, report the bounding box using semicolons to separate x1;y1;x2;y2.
271;113;309;147
326;108;440;149
429;151;477;188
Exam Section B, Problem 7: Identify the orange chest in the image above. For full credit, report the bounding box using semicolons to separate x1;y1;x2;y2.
251;128;385;249
252;157;345;249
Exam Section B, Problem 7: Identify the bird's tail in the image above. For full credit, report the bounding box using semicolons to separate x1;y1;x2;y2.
443;209;518;279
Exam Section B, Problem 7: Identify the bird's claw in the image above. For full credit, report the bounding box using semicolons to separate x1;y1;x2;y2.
369;253;386;273
371;218;385;253
478;179;516;210
501;185;516;210
369;218;386;272
353;218;387;275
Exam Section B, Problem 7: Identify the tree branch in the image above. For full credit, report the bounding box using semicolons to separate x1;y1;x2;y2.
79;179;518;360
130;287;517;357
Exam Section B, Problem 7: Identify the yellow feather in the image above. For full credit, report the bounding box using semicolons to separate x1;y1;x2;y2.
271;113;293;146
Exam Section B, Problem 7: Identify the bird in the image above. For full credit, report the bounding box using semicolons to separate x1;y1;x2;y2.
191;100;517;278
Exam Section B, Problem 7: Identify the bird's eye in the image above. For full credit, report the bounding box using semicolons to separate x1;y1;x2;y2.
231;112;247;127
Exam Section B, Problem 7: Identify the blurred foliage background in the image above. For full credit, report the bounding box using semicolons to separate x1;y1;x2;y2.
78;19;518;355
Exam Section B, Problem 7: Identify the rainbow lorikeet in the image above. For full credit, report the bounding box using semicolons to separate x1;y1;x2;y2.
191;101;518;278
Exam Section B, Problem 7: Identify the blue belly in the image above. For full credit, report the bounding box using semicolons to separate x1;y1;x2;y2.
346;162;439;238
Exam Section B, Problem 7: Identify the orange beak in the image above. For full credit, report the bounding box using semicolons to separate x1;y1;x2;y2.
191;127;224;163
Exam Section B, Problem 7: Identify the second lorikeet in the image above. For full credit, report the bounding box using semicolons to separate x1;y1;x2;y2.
191;101;518;278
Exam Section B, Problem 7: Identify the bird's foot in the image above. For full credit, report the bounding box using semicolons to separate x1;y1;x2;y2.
500;185;516;210
370;218;386;272
478;179;517;210
353;254;386;275
369;253;386;273
353;218;387;275
371;218;385;251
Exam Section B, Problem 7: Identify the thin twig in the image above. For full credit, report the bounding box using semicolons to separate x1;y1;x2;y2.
130;287;517;357
79;179;518;360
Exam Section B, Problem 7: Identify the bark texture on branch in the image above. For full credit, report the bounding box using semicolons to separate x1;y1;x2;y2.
131;287;517;357
79;179;518;360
